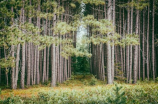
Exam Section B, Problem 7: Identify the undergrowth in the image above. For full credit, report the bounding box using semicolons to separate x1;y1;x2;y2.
0;75;158;104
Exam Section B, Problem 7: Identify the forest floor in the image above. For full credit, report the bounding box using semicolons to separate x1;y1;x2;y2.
0;74;157;100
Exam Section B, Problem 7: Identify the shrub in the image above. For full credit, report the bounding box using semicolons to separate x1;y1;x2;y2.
43;81;49;86
156;77;158;82
83;80;89;85
89;75;97;85
107;84;126;104
3;95;23;104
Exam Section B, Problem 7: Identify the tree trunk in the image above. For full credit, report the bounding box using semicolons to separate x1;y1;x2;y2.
36;0;40;84
107;0;112;84
129;0;133;83
126;4;130;83
133;9;139;83
152;0;155;81
21;1;25;89
43;16;47;83
147;4;150;80
51;14;56;87
27;0;32;86
123;5;125;77
33;46;36;85
11;6;15;89
138;16;141;80
111;0;115;82
142;10;145;80
46;19;51;81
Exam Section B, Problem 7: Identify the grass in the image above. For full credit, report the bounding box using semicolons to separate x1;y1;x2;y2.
0;74;157;100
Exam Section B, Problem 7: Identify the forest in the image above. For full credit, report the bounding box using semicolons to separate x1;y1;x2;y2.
0;0;158;103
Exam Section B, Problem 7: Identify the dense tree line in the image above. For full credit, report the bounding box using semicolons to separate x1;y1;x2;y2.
0;0;158;89
85;0;158;84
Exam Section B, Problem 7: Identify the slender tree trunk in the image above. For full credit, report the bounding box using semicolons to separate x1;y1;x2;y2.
133;9;139;83
147;5;150;80
31;44;34;85
152;0;155;81
107;0;112;84
123;6;125;77
129;0;133;83
36;0;40;84
126;5;130;83
142;10;145;80
43;16;47;83
11;6;15;89
119;6;123;78
46;20;51;81
15;41;20;88
51;14;56;87
21;1;25;89
111;0;115;82
27;0;32;86
138;16;141;80
33;46;37;85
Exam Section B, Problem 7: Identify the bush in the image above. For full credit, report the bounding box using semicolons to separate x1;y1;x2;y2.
156;77;158;82
83;80;89;85
3;95;23;104
107;84;126;104
89;75;97;85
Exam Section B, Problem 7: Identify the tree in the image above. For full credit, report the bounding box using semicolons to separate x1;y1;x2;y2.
152;0;155;81
107;0;113;84
21;0;25;89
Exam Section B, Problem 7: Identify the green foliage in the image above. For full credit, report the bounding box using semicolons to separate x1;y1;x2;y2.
69;74;75;80
120;34;139;47
43;81;50;86
1;83;158;104
83;80;89;85
54;22;75;35
56;82;60;87
89;75;97;86
107;84;127;104
83;0;105;6
119;0;149;10
0;57;15;69
71;45;91;74
3;95;23;104
156;77;158;82
70;3;76;8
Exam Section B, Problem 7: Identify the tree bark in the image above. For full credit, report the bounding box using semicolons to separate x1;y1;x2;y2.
11;6;15;89
21;1;25;89
42;16;47;83
27;0;32;86
36;0;40;84
107;0;112;84
142;10;145;80
147;4;150;80
133;9;139;83
152;0;155;81
126;5;130;83
111;0;115;82
51;14;56;87
129;0;133;83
